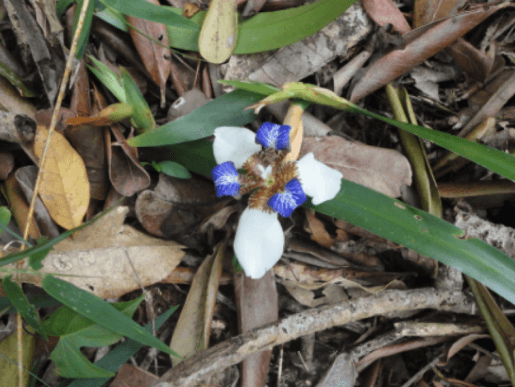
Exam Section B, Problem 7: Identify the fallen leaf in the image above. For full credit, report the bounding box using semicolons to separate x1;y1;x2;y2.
15;166;59;239
107;124;151;197
8;207;184;299
0;75;36;118
198;0;238;64
183;2;201;18
362;0;411;34
413;0;465;29
0;152;14;180
110;364;158;387
127;0;171;106
305;210;347;248
234;270;278;387
299;136;412;198
170;242;225;364
458;70;515;137
33;125;90;229
3;174;40;239
350;3;509;102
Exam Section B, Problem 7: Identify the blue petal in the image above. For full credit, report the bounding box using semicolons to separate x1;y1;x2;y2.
268;178;306;217
256;122;291;150
212;161;240;197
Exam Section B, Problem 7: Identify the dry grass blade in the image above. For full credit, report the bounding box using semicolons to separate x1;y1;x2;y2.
17;1;93;386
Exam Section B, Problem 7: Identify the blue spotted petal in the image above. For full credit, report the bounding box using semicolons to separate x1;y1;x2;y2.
268;178;306;217
212;161;240;197
256;122;291;150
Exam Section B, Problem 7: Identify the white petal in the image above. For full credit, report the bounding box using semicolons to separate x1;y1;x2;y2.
213;127;261;168
233;208;284;279
297;153;343;205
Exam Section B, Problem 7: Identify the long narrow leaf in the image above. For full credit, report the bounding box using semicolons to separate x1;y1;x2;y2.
42;276;180;357
101;0;357;54
128;90;263;147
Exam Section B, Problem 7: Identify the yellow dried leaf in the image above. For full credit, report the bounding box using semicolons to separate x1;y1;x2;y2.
34;126;90;229
3;175;40;239
198;0;238;64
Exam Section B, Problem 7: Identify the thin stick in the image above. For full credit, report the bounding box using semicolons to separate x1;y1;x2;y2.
152;289;475;387
17;1;92;386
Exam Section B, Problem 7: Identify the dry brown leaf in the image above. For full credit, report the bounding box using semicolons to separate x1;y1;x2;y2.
300;136;412;198
109;364;158;387
33;126;90;229
0;152;14;180
234;271;278;387
361;0;411;34
458;69;515;137
3;174;40;239
279;280;348;307
0;75;36;118
305;210;336;248
15;166;59;239
127;0;171;106
350;3;508;102
107;124;150;197
169;243;225;365
413;0;465;28
7;207;184;299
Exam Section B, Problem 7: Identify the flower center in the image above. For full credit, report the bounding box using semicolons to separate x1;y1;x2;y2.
258;164;274;185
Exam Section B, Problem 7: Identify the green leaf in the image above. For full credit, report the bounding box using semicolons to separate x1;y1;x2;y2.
3;275;46;340
165;139;216;177
71;0;95;59
0;207;11;237
0;293;59;315
309;180;515;305
43;297;144;378
42;276;180;361
128;89;263;147
65;307;177;387
101;0;357;54
120;67;155;131
219;80;280;96
56;0;74;18
87;56;126;103
99;0;196;30
0;62;35;97
156;161;192;179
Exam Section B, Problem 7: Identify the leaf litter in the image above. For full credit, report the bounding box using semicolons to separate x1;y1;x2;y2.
0;0;514;386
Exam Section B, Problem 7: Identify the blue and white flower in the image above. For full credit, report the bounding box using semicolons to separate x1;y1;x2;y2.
212;122;343;279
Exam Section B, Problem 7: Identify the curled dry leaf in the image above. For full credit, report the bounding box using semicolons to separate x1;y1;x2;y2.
127;0;171;106
305;210;348;248
3;174;40;239
170;242;225;365
361;0;410;34
0;152;14;180
350;3;508;102
107;124;151;197
0;76;36;119
299;136;412;198
7;207;184;299
33;126;90;230
15;166;59;239
234;271;278;387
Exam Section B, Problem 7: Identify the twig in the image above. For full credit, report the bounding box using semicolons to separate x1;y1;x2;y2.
17;1;92;386
151;288;475;387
